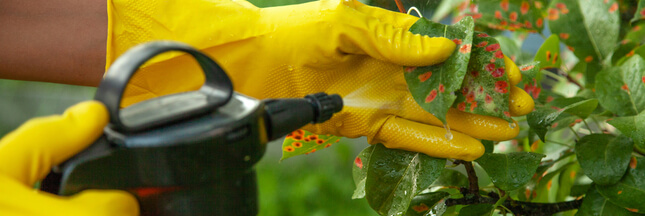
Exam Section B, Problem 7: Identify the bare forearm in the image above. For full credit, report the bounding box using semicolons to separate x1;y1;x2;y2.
0;0;107;86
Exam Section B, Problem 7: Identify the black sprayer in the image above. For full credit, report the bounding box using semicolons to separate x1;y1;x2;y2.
41;41;343;215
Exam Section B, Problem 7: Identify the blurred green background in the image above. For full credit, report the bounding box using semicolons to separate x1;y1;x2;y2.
0;0;381;215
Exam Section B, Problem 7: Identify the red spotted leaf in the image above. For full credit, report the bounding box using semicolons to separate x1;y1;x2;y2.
534;35;562;69
453;33;512;122
470;0;546;33
405;17;475;124
547;0;619;86
631;0;645;25
281;129;340;160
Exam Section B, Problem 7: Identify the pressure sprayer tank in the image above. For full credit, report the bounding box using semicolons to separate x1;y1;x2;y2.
43;41;343;216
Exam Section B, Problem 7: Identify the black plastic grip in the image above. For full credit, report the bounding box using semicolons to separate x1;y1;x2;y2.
95;41;233;132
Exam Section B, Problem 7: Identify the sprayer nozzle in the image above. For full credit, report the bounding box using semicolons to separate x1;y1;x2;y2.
305;92;344;123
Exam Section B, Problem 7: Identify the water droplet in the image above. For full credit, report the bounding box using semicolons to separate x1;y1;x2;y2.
509;122;517;129
287;65;294;71
335;121;343;127
443;124;453;141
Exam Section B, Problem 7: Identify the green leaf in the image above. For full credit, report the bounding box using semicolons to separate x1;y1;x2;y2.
597;157;645;213
431;169;469;188
475;0;546;32
280;129;340;160
547;0;619;85
527;99;599;141
406;192;450;216
631;0;645;25
595;56;645;116
352;145;376;199
576;134;633;185
453;32;512;122
475;152;545;191
406;17;475;124
365;144;446;216
534;34;562;69
482;140;495;154
578;186;641;216
458;204;494;216
609;111;645;153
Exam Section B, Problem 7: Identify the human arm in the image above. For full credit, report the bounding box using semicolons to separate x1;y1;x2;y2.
0;0;107;86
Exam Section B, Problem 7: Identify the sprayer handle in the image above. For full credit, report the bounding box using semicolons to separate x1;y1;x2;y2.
95;41;233;132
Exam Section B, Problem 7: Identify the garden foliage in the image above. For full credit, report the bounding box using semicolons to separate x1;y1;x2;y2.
283;0;645;215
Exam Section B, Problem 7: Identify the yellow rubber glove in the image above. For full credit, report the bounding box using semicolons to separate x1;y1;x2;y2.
107;0;534;161
0;101;139;216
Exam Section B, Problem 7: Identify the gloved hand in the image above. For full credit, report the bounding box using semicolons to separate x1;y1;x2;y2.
107;0;534;161
0;101;139;216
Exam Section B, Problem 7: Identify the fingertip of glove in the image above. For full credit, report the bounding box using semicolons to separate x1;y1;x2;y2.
509;86;534;116
413;36;456;66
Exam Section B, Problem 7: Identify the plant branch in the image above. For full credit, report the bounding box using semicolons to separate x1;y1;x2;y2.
556;68;584;90
445;195;583;216
454;160;479;194
451;159;583;215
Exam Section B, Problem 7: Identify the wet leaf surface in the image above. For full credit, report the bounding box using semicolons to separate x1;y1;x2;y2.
475;152;545;191
406;17;475;124
597;157;645;213
595;56;645;116
365;144;446;216
576;134;633;185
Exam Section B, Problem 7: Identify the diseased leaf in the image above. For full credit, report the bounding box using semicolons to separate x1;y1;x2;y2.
406;192;450;216
352;145;376;199
365;144;446;216
534;34;562;69
616;45;645;66
474;0;546;32
547;0;619;86
557;163;580;202
531;162;574;202
453;32;512;122
609;111;645;153
458;204;494;216
578;186;641;216
624;23;645;45
631;0;645;25
518;62;543;100
611;42;639;66
281;129;340;160
597;157;645;213
475;152;545;191
527;99;599;141
576;134;633;185
406;17;475;124
595;56;645;116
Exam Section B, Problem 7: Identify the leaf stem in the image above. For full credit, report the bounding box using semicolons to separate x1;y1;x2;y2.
569;127;581;140
491;193;509;215
394;0;405;13
582;119;594;133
